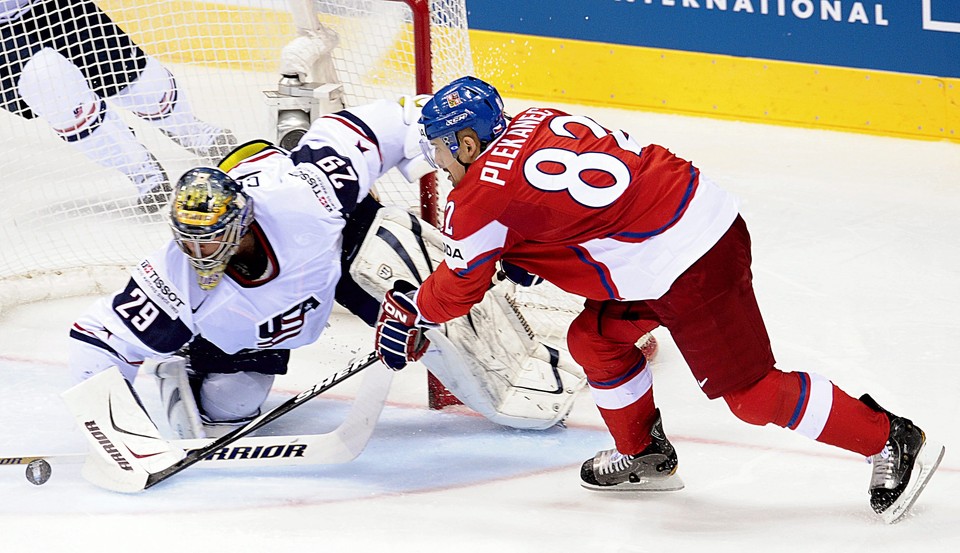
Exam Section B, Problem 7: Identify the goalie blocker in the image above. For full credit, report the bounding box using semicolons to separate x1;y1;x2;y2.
350;205;587;430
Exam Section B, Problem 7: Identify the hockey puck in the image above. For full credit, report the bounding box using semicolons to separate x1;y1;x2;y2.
25;459;52;486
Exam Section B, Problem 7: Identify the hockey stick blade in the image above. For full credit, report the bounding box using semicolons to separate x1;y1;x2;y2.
142;351;381;490
0;454;85;466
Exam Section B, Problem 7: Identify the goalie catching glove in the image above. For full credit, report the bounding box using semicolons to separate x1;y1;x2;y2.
375;280;435;370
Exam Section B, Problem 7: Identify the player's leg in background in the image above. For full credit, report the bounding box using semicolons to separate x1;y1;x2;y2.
16;47;170;213
48;0;237;164
110;55;238;165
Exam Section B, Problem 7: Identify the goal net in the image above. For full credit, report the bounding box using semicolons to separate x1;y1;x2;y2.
0;0;467;305
0;0;584;403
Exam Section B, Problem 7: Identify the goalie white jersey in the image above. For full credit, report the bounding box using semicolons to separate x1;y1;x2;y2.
69;99;425;384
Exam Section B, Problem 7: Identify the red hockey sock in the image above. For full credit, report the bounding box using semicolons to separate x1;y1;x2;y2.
817;388;889;456
587;358;658;455
723;370;889;456
596;395;658;455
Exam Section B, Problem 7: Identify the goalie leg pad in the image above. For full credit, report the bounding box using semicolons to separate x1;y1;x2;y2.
61;367;185;492
422;332;583;430
421;282;587;430
348;205;445;298
348;208;586;429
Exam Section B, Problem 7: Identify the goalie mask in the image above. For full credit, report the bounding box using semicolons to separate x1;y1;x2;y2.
170;167;253;290
418;75;506;170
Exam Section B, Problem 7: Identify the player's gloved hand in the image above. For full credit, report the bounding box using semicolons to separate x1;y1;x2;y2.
375;280;432;370
498;260;544;287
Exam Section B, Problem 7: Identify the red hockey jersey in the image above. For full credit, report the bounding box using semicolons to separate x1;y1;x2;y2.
416;107;739;324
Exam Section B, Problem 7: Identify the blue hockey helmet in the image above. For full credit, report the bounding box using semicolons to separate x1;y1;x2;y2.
419;76;506;164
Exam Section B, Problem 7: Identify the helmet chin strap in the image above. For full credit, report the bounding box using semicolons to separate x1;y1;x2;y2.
455;135;483;173
448;137;471;175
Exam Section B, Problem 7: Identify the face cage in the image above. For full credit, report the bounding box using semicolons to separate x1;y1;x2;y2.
420;131;459;170
173;220;245;290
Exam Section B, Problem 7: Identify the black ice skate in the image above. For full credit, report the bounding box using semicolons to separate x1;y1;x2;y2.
861;394;945;524
580;409;683;492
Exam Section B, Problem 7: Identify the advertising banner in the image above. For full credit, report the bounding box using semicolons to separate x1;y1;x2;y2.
467;1;959;78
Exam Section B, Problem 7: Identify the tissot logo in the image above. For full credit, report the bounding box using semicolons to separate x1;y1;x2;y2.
138;260;185;310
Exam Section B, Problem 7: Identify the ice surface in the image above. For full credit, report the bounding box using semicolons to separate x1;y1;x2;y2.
2;102;958;552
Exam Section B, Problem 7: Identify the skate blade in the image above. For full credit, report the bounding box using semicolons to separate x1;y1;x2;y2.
881;438;945;524
581;473;685;493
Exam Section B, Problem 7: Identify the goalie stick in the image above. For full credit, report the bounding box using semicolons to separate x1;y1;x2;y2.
1;356;393;474
58;351;384;492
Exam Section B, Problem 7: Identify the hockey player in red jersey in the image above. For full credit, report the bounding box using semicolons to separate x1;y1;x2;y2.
373;75;945;523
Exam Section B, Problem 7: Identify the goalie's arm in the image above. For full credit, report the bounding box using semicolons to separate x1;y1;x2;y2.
69;276;194;383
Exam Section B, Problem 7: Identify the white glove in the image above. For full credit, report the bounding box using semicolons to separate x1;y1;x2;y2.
399;94;432;124
279;28;339;81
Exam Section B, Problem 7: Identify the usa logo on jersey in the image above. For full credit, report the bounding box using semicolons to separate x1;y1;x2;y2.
257;295;322;348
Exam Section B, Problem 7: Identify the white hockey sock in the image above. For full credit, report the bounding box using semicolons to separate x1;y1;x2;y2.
18;48;158;194
111;56;195;129
113;56;232;157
